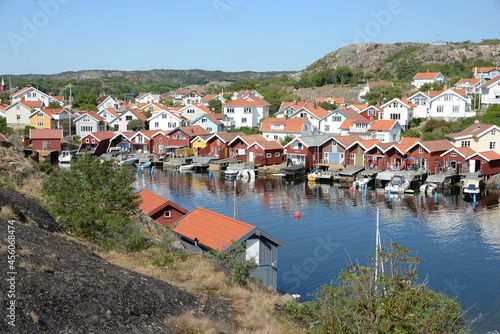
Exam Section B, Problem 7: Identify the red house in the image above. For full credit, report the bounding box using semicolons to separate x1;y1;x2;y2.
199;132;244;159
79;131;116;154
466;151;500;176
284;135;331;169
136;188;188;227
161;126;210;153
228;134;267;162
247;140;284;166
440;146;476;174
30;129;63;151
345;139;381;167
324;135;362;166
406;139;454;174
129;130;160;153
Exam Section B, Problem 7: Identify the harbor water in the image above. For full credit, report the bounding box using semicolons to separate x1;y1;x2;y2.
135;168;500;333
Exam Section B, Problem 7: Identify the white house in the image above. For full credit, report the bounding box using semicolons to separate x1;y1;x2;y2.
318;108;365;135
10;84;64;107
428;89;473;120
97;108;121;124
190;113;226;133
135;91;161;104
108;109;148;132
454;78;486;94
480;75;500;106
379;98;415;129
338;119;402;142
96;96;120;111
232;90;264;100
147;109;189;132
200;93;226;108
412;71;445;88
473;67;500;80
223;97;270;129
173;90;204;105
5;100;45;129
73;112;107;138
274;101;328;130
259;117;317;142
179;103;211;122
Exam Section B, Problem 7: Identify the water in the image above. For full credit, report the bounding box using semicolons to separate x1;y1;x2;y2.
135;168;500;333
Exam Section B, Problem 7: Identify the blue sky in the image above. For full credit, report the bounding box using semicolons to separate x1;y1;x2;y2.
1;0;499;75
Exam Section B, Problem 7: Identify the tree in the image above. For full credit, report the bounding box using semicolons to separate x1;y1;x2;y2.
208;98;222;113
419;82;443;92
362;85;402;105
0;117;9;134
279;134;295;147
482;104;500;127
72;92;98;111
0;92;10;105
318;101;337;111
42;153;144;251
48;101;62;109
127;118;144;131
282;243;467;333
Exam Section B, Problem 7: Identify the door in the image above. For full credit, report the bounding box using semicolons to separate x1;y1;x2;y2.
327;152;341;164
248;151;255;164
354;154;364;166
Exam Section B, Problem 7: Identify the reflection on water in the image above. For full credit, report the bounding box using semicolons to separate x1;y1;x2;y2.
136;169;500;333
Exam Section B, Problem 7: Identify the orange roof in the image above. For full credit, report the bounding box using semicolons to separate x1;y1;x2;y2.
336;108;366;120
177;126;211;137
369;120;397;131
90;131;116;141
455;78;482;85
475;150;500;161
399;137;420;145
30;128;63;139
250;140;283;150
200;93;218;101
315;97;345;104
413;71;442;79
446;122;496;139
260;118;307;133
136;188;187;217
172;207;255;251
20;100;44;108
472;67;500;73
332;135;362;147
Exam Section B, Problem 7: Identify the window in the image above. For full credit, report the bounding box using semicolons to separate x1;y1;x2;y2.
437;106;444;113
159;138;163;144
451;153;457;157
126;116;133;121
81;126;93;132
91;139;95;144
83;115;90;121
114;125;119;131
490;142;496;150
292;142;303;150
368;109;377;116
36;112;43;117
241;118;247;124
154;122;159;128
419;147;424;154
452;106;459;113
266;153;272;158
444;94;452;101
491;129;496;135
164;211;171;218
207;127;213;132
244;107;252;114
237;148;246;155
149;106;154;112
86;138;89;143
161;113;167;119
187;109;195;114
390;113;400;120
226;108;234;114
201;118;208;123
350;154;355;159
275;152;280;157
37;121;44;127
167;122;176;128
137;136;144;143
461;140;471;147
332;116;342;122
273;135;278;140
27;93;31;97
324;125;330;131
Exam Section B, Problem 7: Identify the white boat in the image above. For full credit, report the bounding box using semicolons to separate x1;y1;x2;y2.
224;169;240;178
238;168;256;181
385;174;411;194
178;164;194;172
462;176;483;197
419;182;437;195
352;172;375;190
118;155;139;166
58;150;75;163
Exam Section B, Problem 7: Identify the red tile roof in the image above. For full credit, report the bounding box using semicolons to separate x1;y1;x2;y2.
177;126;211;137
455;78;482;85
29;129;63;139
480;74;500;88
369;120;397;131
472;67;500;73
90;131;116;141
446;122;496;139
224;97;270;107
259;118;308;133
413;71;442;79
136;188;187;217
250;140;283;150
172;207;255;251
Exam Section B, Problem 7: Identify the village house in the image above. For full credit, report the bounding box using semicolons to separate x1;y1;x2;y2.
96;95;121;111
29;108;73;132
136;189;188;227
259;117;316;142
454;77;486;94
135;92;161;104
10;84;64;107
190;134;213;156
283;135;331;169
171;206;289;291
406;90;439;119
338;119;402;142
179;103;212;122
190;113;226;133
128;130;160;153
196;132;244;159
480;74;500;106
358;80;394;102
411;71;445;88
5;100;45;129
147;108;188;132
246;140;284;166
136;102;168;114
320;135;361;165
153;126;210;154
109;109;148;132
440;146;478;174
465;151;500;176
472;67;500;80
427;89;473;120
319;108;365;135
405;139;455;174
73;112;107;138
97;108;121;124
173;90;204;105
30;128;63;151
344;139;382;167
362;141;394;170
223;97;270;129
231;90;264;100
79;130;116;155
227;134;267;162
446;122;500;155
379;98;415;129
358;105;382;120
274;101;327;130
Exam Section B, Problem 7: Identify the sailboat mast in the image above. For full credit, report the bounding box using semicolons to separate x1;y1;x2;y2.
233;179;237;219
374;208;383;282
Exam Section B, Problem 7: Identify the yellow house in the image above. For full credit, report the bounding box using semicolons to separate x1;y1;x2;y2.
191;136;209;156
446;122;500;154
138;102;165;114
29;108;73;131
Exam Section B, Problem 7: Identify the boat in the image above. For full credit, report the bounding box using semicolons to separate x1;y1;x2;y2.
352;171;377;190
118;154;139;166
58;150;75;163
461;176;484;197
419;182;437;195
307;167;323;182
178;164;195;172
385;174;411;194
138;161;152;169
224;169;241;178
238;168;256;181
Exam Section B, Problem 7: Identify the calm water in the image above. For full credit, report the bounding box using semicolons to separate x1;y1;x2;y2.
135;168;500;333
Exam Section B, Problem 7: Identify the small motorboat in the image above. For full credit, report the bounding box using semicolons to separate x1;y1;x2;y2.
307;168;322;182
58;150;75;163
118;154;139;166
385;174;411;194
352;171;375;190
178;164;194;172
461;176;484;197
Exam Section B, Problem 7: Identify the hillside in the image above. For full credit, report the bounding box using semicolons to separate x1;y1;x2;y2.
295;41;500;79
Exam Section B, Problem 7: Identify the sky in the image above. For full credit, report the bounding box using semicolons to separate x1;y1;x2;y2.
0;0;499;75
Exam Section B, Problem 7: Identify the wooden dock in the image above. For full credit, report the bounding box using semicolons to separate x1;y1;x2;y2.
375;170;427;188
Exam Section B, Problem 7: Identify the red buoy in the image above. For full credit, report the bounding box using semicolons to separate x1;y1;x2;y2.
294;212;301;219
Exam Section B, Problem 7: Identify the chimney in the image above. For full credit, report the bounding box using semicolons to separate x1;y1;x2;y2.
27;83;32;88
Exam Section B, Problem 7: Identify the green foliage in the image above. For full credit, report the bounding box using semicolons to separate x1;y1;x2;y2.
151;250;176;268
396;59;422;80
402;128;421;138
34;162;54;174
225;79;260;92
72;92;98;111
227;126;260;135
362;85;402;105
482;104;500;127
282;243;467;333
384;45;423;63
318;101;336;111
0;117;9;133
279;134;295;147
0;92;10;105
127;118;144;131
210;242;259;288
42;152;142;251
207;98;222;113
24;126;35;136
48;101;62;108
419;82;443;92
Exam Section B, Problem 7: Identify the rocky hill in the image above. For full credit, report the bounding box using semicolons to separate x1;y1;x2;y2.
293;41;500;79
0;187;233;333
